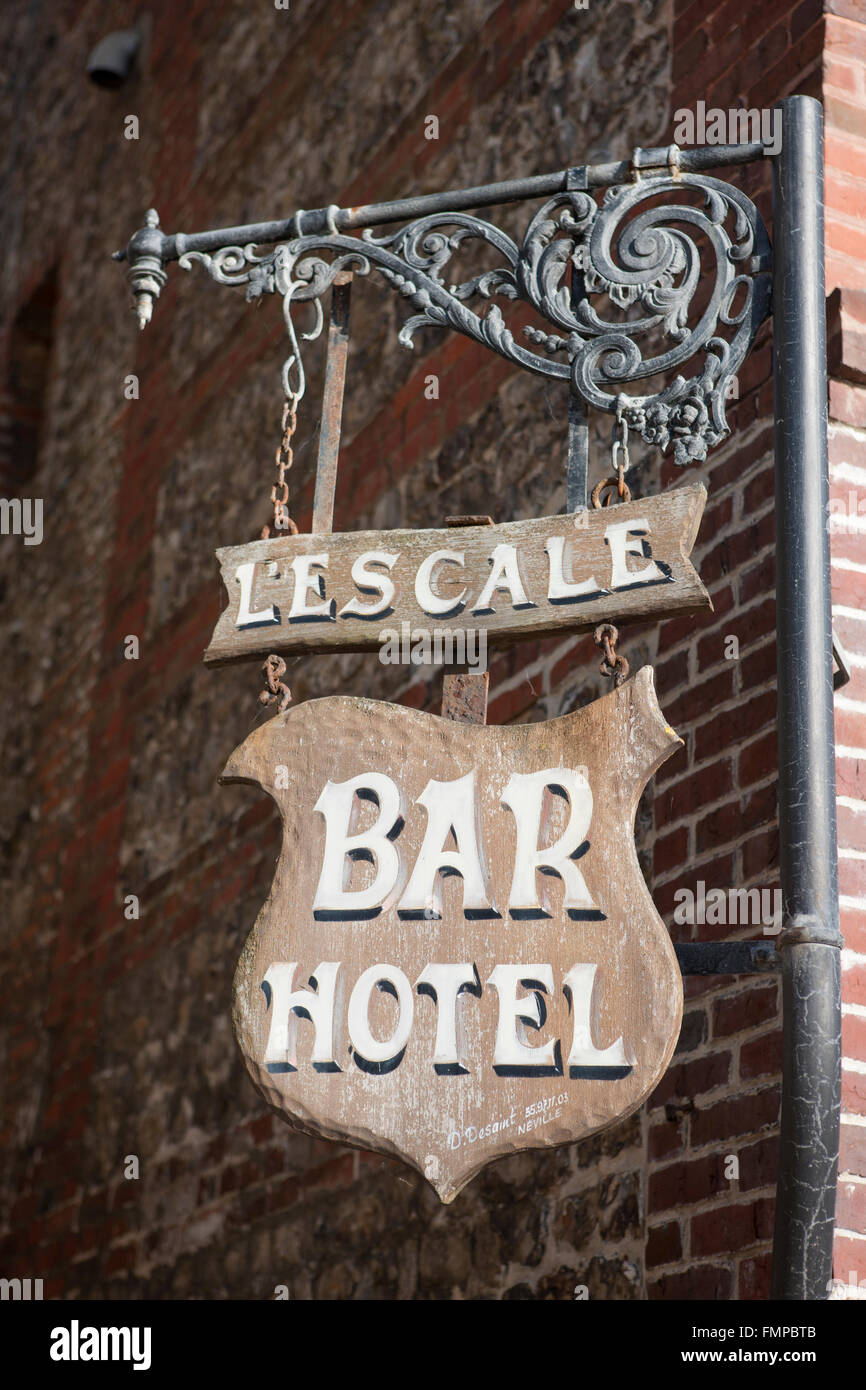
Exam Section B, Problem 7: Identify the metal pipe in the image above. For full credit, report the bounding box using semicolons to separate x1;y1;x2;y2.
114;140;767;266
770;95;842;1301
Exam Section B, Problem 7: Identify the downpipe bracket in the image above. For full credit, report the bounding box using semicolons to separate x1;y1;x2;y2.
778;914;844;951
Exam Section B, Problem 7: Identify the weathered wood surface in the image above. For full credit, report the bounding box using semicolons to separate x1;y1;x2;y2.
205;484;710;665
312;272;352;535
440;513;492;724
222;666;684;1202
441;669;489;723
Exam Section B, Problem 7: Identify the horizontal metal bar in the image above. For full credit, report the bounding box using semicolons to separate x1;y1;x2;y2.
675;941;780;975
114;140;767;264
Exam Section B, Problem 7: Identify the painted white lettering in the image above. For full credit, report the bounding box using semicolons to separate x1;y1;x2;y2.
604;519;664;590
398;773;492;917
313;774;405;915
289;553;334;621
262;962;341;1070
414;549;466;615
235;561;279;629
501;768;597;914
473;543;533;613
415;963;478;1070
563;963;630;1071
339;550;398;618
348;964;414;1066
545;535;603;601
487;964;557;1070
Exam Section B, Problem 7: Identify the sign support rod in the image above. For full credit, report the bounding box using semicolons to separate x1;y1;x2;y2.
312;272;353;534
441;515;492;725
770;94;842;1301
567;262;589;512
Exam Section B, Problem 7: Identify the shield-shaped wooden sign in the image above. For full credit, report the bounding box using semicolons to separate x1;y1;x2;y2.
223;665;683;1202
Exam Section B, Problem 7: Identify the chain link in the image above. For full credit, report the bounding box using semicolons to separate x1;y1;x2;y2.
591;409;633;510
260;397;301;540
594;622;630;688
259;654;291;713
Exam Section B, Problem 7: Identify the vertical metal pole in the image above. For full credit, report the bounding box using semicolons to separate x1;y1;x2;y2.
567;262;589;512
567;394;589;512
770;95;842;1301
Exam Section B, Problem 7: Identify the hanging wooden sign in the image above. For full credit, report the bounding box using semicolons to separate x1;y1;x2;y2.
204;484;710;665
224;666;683;1202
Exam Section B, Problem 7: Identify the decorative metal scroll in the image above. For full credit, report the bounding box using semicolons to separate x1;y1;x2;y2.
178;174;772;468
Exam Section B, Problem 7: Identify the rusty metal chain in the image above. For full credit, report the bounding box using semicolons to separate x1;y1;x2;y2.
260;398;300;540
594;622;630;688
591;409;633;510
259;654;291;713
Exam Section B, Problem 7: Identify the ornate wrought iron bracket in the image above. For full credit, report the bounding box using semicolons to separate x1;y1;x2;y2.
115;141;772;475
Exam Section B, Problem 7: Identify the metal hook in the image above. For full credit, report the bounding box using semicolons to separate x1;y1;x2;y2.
280;279;307;403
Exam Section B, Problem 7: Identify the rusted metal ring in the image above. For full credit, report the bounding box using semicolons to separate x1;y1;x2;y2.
591;475;633;509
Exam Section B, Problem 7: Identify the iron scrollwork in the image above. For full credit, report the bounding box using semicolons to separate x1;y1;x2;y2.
178;172;772;468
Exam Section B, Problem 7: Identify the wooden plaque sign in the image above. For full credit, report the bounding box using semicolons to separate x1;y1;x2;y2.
224;666;683;1201
205;485;710;665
